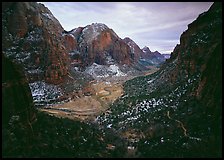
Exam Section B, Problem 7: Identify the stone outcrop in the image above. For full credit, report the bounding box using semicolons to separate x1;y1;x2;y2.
2;2;69;84
63;34;78;53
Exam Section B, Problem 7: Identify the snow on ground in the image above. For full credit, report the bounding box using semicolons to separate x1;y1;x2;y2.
85;63;110;78
125;39;137;54
147;79;155;84
109;64;127;76
27;68;44;74
29;81;63;106
105;54;115;65
62;32;76;39
85;63;127;79
42;13;55;21
26;30;43;42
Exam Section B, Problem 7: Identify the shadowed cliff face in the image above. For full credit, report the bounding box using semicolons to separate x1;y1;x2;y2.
2;55;125;157
162;2;222;100
2;2;69;84
2;54;36;132
151;2;222;140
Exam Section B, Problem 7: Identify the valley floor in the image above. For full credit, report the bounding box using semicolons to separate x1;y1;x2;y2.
38;67;159;121
39;81;123;121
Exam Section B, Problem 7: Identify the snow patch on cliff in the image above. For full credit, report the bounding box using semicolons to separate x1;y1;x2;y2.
85;63;126;79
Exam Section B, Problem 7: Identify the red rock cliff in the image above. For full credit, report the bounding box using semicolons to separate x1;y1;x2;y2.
66;23;133;67
2;2;69;84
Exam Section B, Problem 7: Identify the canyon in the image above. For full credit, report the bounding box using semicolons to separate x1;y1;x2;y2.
2;2;221;158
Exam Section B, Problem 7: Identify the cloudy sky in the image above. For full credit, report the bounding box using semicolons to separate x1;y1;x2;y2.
40;2;213;54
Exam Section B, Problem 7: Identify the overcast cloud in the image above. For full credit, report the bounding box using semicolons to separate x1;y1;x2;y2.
40;2;213;54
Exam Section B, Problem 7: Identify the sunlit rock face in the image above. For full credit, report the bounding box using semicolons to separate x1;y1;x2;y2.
64;23;133;67
2;2;69;84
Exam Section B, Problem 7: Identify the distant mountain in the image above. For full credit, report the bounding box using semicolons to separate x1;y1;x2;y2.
122;37;166;67
63;23;134;67
140;46;166;66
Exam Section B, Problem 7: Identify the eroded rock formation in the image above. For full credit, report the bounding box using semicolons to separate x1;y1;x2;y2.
64;23;133;67
2;2;69;84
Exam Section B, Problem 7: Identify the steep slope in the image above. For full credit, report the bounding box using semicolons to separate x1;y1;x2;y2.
96;2;222;157
2;2;69;84
122;37;142;62
2;54;36;126
2;54;37;156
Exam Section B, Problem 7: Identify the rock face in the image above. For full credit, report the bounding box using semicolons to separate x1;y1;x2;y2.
2;2;69;84
161;2;222;87
2;2;160;86
2;54;36;128
150;3;222;155
122;37;142;62
140;46;166;65
63;23;133;68
146;2;222;155
172;2;222;112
